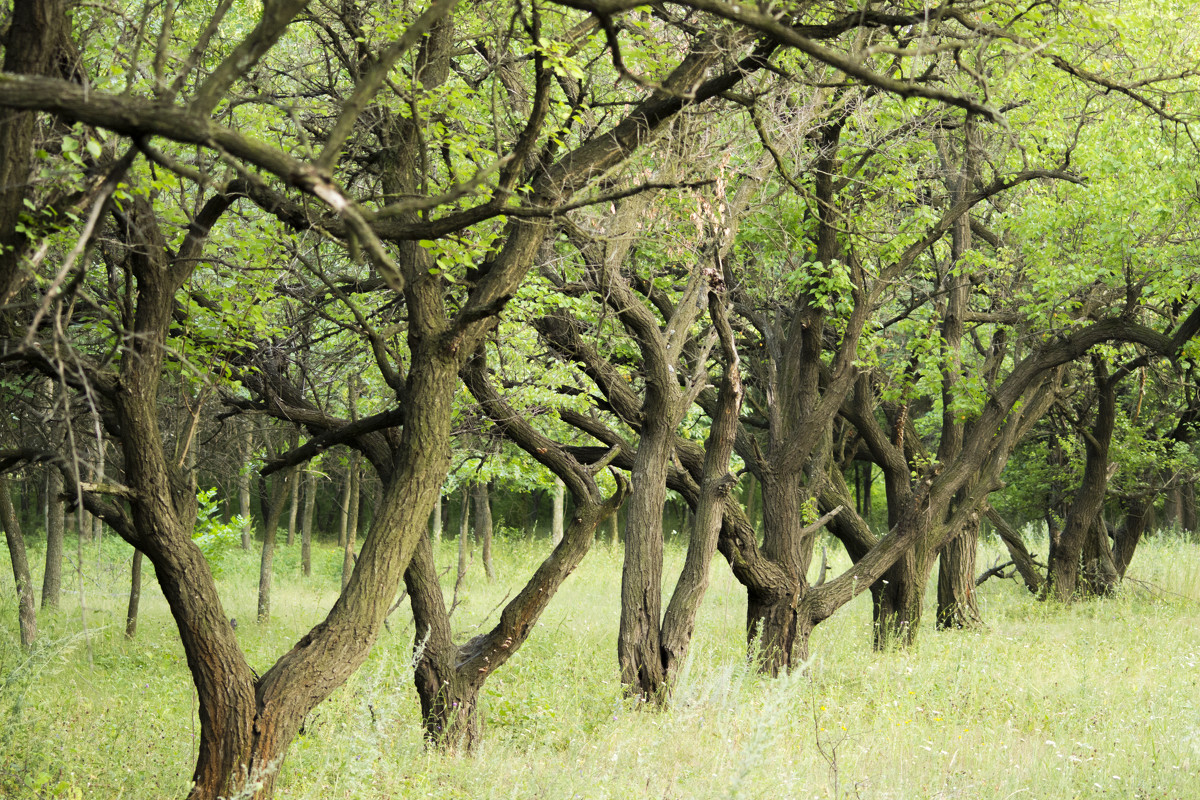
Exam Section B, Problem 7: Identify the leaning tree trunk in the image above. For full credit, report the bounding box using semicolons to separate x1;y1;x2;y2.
984;506;1043;594
0;478;36;649
1113;497;1150;578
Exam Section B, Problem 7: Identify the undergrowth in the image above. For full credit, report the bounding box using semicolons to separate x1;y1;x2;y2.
0;527;1195;799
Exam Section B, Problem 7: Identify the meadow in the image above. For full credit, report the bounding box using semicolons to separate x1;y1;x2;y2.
1;528;1198;799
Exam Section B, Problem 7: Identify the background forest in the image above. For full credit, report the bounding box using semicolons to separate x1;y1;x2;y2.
1;0;1199;797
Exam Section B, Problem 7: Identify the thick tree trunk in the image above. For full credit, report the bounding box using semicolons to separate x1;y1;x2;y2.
749;473;808;673
550;477;565;547
125;549;143;638
42;465;64;609
300;469;315;577
473;481;495;581
0;0;70;305
618;414;672;699
1080;518;1120;596
0;478;37;649
873;547;932;648
936;515;982;629
1049;360;1115;601
406;533;482;747
1113;498;1149;578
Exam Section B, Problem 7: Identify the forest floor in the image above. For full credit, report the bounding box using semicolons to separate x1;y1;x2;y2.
1;527;1198;799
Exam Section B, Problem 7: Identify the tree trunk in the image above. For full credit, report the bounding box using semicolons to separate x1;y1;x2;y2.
430;493;442;545
550;477;565;547
300;469;316;577
338;461;352;549
126;549;143;638
1181;483;1196;532
1049;360;1116;601
456;490;471;586
747;473;808;673
1113;497;1149;578
0;478;36;649
983;506;1042;593
258;467;296;623
286;464;301;546
473;481;495;581
1080;518;1120;596
618;413;672;699
239;422;253;550
873;544;935;649
42;465;64;609
936;514;982;629
341;454;360;590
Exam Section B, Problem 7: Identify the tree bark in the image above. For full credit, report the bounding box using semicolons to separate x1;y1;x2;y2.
300;469;316;577
473;480;495;581
258;467;297;623
1112;497;1149;578
936;515;982;629
550;477;565;547
125;549;143;638
42;464;64;609
1049;358;1116;601
0;478;37;649
239;422;254;550
286;462;301;546
430;492;442;545
341;454;360;590
983;506;1043;593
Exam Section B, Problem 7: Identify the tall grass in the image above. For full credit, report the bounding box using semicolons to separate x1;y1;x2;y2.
0;527;1197;798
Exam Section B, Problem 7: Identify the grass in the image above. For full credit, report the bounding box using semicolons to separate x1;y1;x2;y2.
0;527;1198;799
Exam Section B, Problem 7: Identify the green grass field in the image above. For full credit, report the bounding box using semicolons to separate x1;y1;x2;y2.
1;529;1198;799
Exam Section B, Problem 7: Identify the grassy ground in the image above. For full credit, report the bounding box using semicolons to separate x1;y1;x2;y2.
0;528;1198;799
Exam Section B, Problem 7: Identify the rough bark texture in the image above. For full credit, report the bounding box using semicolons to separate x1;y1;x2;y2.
1049;360;1116;601
936;517;982;629
404;354;627;746
0;478;37;649
0;0;71;306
